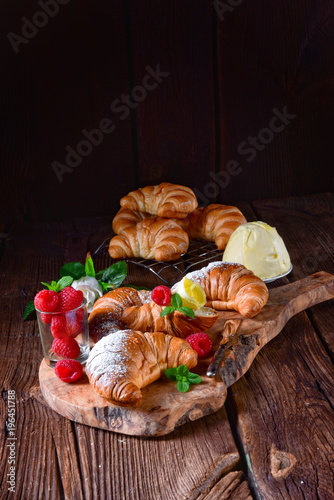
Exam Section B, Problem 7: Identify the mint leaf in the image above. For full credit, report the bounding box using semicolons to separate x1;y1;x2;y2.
41;281;59;292
160;306;175;317
177;306;195;319
187;373;202;385
164;368;178;381
177;365;189;378
171;293;182;308
98;281;115;293
57;276;73;291
23;300;36;321
177;379;190;393
60;262;85;280
85;253;95;278
101;261;127;288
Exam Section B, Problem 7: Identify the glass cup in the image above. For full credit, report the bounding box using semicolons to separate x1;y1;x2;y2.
36;299;90;368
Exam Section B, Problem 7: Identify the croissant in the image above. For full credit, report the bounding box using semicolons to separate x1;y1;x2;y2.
177;204;247;250
88;287;219;342
112;207;150;234
108;217;189;261
85;330;198;406
120;182;198;219
173;261;269;318
88;288;152;342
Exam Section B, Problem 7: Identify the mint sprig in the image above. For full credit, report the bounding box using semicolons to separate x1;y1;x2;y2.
41;276;73;293
23;300;36;321
23;255;128;321
160;293;195;319
165;365;202;393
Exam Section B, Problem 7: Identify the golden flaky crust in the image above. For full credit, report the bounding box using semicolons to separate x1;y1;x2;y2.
177;204;247;250
112;207;150;234
85;330;198;406
180;262;268;318
88;287;218;342
108;217;189;261
120;182;198;219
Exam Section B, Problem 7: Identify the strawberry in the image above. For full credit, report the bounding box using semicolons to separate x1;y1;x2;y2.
52;337;80;359
59;287;83;312
185;333;212;358
55;359;83;383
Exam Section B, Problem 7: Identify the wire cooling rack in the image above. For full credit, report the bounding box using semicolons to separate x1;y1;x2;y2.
93;237;223;287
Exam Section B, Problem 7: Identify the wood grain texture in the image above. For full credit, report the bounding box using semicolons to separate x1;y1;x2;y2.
216;0;334;204
228;310;334;500
0;0;136;225
39;361;227;437
253;192;334;357
39;271;334;437
0;215;245;499
1;194;334;499
128;0;216;194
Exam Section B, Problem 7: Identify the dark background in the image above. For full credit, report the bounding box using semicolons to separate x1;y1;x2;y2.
1;0;333;227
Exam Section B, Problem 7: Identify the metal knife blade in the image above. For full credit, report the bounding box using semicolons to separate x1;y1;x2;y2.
206;319;241;378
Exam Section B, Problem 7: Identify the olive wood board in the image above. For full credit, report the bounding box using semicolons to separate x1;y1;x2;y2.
39;271;334;437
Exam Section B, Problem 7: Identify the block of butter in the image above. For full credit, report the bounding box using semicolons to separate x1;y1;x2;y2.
222;221;291;280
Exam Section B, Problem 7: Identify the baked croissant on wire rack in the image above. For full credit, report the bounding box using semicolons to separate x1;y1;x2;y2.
86;330;198;406
120;182;198;219
176;261;269;318
108;217;189;261
112;207;150;234
88;287;219;342
177;204;247;250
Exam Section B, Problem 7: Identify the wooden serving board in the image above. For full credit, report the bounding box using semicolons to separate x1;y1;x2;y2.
39;271;334;436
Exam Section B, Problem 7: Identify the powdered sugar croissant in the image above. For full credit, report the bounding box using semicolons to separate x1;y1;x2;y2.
177;262;269;318
177;204;247;250
86;330;198;406
88;287;218;342
108;217;189;261
120;182;198;219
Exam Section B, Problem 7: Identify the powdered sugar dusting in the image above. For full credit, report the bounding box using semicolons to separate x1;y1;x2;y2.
87;330;138;379
172;261;238;289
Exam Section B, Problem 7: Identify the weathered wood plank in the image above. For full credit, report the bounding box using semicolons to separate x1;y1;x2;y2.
216;0;334;203
199;471;252;500
0;1;136;224
128;0;216;198
229;307;334;499
253;193;334;357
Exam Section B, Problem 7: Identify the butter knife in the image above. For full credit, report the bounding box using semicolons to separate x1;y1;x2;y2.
206;319;241;378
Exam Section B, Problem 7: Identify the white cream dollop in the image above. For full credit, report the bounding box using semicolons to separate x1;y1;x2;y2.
222;221;291;280
71;276;103;313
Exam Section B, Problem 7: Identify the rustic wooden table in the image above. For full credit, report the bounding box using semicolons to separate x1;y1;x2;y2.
1;193;333;500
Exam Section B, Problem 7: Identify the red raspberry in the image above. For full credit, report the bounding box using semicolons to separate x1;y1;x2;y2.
55;359;83;383
151;286;172;306
34;290;60;324
34;289;60;312
52;337;80;359
64;311;84;338
185;333;212;358
59;287;83;312
51;316;67;339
